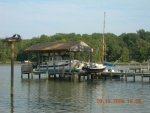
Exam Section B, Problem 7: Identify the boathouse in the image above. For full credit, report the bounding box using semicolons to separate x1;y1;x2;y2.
22;41;93;78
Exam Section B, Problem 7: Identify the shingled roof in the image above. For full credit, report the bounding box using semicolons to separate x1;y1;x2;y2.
25;41;93;52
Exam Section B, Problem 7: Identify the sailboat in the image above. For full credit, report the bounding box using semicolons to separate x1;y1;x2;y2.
82;13;106;73
99;13;124;78
101;13;120;72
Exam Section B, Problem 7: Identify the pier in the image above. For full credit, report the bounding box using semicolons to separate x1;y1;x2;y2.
21;63;150;83
21;41;150;82
21;63;79;81
125;62;150;82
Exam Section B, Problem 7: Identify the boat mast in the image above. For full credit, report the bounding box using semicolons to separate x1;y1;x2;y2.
102;12;106;65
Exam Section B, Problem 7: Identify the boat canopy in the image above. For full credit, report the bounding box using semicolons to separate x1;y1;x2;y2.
24;41;93;52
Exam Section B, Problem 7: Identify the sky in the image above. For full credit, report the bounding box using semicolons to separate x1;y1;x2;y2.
0;0;150;39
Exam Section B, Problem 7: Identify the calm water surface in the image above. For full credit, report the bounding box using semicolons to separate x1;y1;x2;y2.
0;64;150;113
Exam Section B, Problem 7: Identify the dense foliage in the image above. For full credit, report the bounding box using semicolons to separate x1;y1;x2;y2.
0;29;150;63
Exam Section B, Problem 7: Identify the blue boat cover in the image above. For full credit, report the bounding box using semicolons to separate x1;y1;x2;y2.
104;61;116;67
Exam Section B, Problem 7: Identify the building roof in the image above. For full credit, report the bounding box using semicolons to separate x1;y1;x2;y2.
25;41;93;52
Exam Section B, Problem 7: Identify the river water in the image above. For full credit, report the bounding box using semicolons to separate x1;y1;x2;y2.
0;64;150;113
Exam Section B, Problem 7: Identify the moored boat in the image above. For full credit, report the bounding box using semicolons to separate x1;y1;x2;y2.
81;13;106;73
35;55;84;73
82;62;106;73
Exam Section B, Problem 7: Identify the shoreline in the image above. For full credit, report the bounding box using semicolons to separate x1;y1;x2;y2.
0;61;21;64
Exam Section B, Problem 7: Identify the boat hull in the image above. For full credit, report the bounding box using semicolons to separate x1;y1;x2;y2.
82;67;106;73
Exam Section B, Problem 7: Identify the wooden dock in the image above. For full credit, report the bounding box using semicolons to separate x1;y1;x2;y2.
21;64;79;81
125;62;150;82
21;63;150;82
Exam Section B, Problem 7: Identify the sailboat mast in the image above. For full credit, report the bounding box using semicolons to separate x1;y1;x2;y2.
102;12;106;65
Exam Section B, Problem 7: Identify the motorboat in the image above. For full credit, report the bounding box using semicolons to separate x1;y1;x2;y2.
101;65;125;79
35;56;84;73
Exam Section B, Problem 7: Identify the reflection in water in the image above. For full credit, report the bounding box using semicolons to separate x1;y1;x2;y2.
20;79;106;113
9;77;150;113
10;95;14;113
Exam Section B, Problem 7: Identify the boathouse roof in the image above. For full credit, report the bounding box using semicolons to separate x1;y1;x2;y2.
25;41;93;52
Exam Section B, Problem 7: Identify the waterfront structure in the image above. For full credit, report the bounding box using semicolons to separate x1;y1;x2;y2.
22;41;93;79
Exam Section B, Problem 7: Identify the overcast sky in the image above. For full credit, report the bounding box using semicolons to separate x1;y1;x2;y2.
0;0;149;39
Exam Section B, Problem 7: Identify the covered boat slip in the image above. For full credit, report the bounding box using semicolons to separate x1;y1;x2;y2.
21;41;93;79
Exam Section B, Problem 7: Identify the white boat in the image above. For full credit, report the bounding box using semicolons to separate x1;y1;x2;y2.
82;62;106;73
35;56;84;73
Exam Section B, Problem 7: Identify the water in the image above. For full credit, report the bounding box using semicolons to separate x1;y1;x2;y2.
0;64;150;113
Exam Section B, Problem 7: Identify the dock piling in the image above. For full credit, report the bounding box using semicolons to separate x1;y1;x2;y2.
133;75;135;82
141;70;144;82
125;70;127;81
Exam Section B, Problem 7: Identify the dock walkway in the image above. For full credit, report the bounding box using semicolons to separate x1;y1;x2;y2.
21;64;79;81
21;63;150;82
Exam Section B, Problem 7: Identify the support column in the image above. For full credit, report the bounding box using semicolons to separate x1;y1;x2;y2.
53;52;56;79
69;51;71;72
38;52;41;78
10;42;14;97
110;70;112;80
133;75;135;82
141;70;143;82
125;70;127;82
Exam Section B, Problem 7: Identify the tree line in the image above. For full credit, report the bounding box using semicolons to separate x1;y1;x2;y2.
0;29;150;63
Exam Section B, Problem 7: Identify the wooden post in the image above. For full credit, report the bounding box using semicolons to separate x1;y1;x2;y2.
38;52;41;78
69;51;71;72
53;52;56;79
31;72;34;78
2;34;21;110
11;42;14;97
28;74;30;78
148;64;150;72
139;63;141;72
38;52;40;73
72;73;77;81
83;75;85;80
141;70;143;82
27;52;30;65
125;70;127;81
78;74;81;81
87;74;89;80
133;75;135;82
46;62;48;79
110;70;112;80
91;74;94;80
21;66;23;78
128;63;130;72
53;52;55;72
